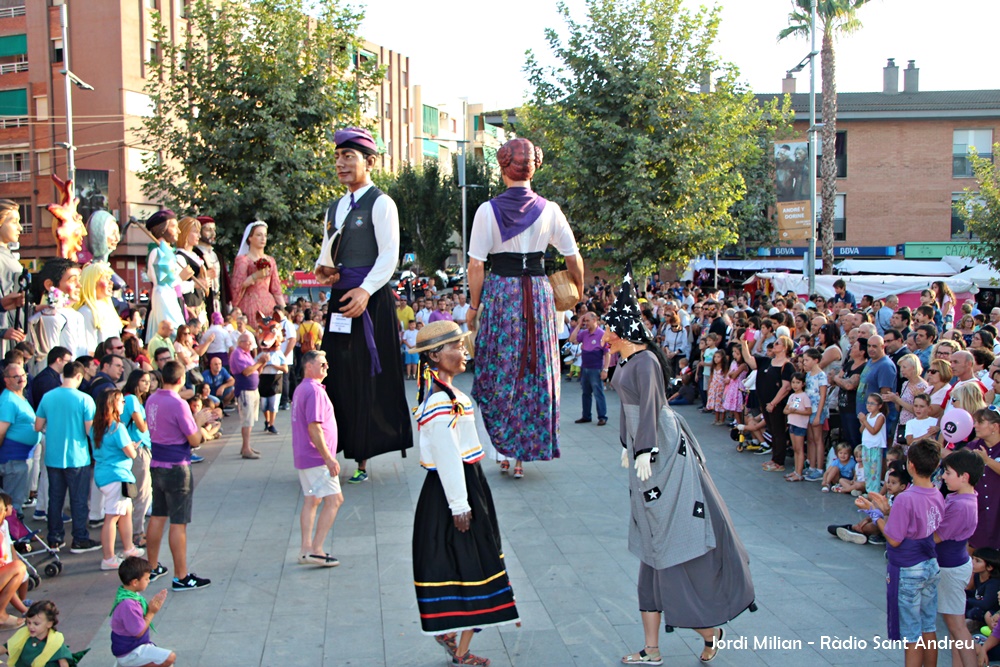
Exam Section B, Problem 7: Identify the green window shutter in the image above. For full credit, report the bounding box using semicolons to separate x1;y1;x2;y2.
0;89;27;116
422;105;438;136
0;35;27;58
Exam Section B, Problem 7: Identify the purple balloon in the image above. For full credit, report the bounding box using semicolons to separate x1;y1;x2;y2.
941;409;974;444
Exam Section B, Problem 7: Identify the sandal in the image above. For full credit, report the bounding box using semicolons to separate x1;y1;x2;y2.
761;461;785;472
701;627;723;662
499;460;510;475
784;472;803;482
513;465;523;479
621;647;663;666
434;633;457;657
0;616;24;629
452;651;491;666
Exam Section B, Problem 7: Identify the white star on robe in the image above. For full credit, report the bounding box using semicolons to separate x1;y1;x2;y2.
647;489;658;499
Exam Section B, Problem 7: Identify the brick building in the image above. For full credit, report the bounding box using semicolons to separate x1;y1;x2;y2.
756;59;1000;260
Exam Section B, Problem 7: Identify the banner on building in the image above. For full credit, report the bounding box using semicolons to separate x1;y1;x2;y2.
774;142;812;241
75;170;110;224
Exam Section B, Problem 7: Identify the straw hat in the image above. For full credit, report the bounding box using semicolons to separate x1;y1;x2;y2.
410;320;472;354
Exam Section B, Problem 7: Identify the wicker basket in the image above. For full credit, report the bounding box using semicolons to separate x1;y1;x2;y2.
548;270;580;311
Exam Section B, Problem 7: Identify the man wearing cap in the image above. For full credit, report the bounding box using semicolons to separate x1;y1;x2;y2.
144;210;186;344
314;127;411;483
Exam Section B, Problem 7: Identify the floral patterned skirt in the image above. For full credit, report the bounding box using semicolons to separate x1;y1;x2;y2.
473;273;560;461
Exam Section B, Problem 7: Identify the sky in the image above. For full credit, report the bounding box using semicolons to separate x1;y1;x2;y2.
360;0;1000;111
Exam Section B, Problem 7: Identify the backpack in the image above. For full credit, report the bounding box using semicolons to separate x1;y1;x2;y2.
300;322;319;353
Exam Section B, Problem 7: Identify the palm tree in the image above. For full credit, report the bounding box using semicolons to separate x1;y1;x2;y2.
778;0;872;274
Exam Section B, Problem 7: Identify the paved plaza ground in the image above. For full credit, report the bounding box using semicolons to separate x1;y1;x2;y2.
10;374;957;666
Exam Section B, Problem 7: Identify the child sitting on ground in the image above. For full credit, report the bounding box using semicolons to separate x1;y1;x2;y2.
111;557;175;667
737;412;772;454
884;445;905;487
935;449;983;667
832;461;910;545
822;443;857;493
836;445;867;495
966;547;1000;628
667;359;696;405
0;493;28;627
857;439;944;667
0;600;81;666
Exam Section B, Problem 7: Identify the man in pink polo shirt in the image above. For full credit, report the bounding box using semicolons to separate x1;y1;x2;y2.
291;350;342;566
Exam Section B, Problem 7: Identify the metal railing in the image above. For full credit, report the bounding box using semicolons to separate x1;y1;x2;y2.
0;171;29;183
0;62;27;75
0;7;25;19
0;117;27;128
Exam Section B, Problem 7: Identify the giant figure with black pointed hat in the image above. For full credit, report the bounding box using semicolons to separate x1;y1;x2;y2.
314;128;411;481
606;262;755;666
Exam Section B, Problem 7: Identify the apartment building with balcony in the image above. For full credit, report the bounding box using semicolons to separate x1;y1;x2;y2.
0;0;190;295
356;39;411;174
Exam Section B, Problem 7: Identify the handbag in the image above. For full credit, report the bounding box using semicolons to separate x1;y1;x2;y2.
121;481;138;499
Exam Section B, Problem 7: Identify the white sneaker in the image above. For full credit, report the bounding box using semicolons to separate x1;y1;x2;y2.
101;556;123;571
123;547;145;559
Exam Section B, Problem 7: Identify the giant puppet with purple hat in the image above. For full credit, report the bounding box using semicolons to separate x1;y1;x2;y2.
466;137;584;479
314;127;412;482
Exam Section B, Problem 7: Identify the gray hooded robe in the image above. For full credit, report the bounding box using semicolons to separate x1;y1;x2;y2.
614;349;755;629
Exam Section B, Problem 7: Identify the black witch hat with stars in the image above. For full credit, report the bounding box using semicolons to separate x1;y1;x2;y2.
605;260;652;344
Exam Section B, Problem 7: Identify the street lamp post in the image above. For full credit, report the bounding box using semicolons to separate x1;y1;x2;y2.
58;1;94;185
807;0;818;295
787;0;820;295
414;127;479;297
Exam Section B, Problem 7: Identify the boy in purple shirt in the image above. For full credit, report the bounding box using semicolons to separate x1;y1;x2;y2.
291;351;342;567
110;557;174;667
936;449;983;667
856;438;944;665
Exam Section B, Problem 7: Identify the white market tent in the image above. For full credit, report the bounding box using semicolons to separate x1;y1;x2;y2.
691;259;822;272
835;259;957;276
745;273;933;299
747;265;998;299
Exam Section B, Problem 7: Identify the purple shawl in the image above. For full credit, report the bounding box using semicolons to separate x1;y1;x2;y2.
489;187;548;242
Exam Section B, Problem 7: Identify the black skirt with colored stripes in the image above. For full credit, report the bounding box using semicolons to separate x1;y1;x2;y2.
412;462;520;635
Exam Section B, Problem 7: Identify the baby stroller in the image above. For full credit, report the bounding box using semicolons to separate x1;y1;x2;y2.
7;513;61;588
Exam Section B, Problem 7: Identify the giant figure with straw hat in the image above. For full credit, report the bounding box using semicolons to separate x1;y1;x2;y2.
409;320;520;665
314;127;411;483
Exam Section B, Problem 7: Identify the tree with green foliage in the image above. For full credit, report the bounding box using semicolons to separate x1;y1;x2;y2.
519;0;766;275
779;0;873;274
383;161;456;272
731;97;797;257
956;147;1000;269
138;0;381;273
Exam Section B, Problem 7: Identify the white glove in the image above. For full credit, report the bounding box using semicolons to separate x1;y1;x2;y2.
621;448;629;468
635;452;652;482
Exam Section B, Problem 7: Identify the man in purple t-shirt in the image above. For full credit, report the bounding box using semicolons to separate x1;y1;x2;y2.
291;350;342;567
230;332;269;460
145;360;212;592
570;312;611;425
